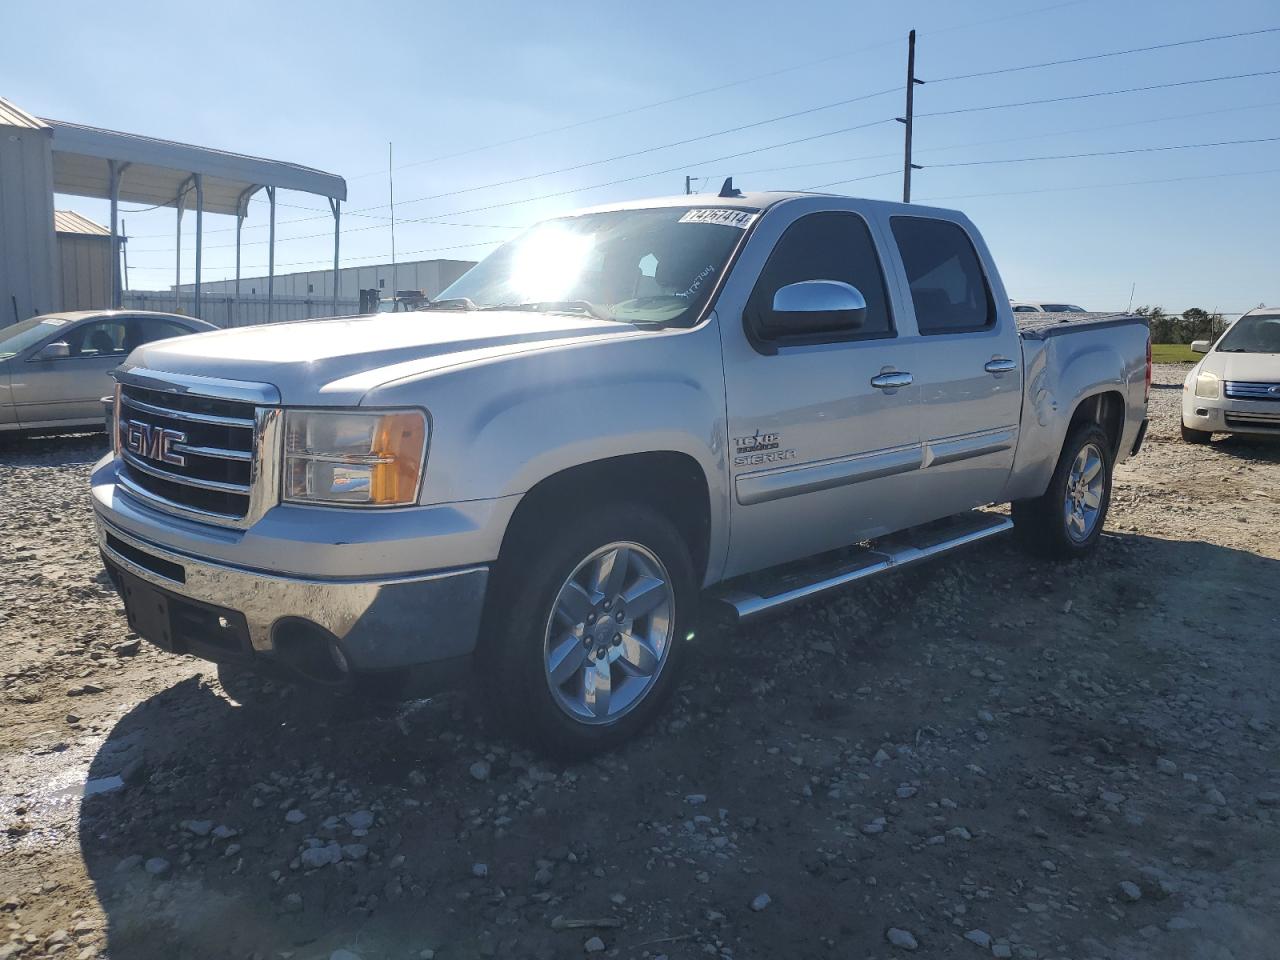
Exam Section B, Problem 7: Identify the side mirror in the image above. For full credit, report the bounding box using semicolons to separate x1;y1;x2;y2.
36;341;70;360
1190;340;1211;354
762;280;867;338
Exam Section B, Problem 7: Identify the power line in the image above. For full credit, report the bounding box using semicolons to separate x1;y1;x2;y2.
338;0;1093;181
916;68;1280;119
928;25;1280;84
913;165;1280;203
128;117;895;255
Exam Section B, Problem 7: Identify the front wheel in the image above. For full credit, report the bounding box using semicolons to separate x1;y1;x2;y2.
484;504;696;758
1180;420;1212;444
1013;423;1114;559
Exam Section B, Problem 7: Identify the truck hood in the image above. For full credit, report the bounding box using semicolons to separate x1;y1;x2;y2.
123;311;646;404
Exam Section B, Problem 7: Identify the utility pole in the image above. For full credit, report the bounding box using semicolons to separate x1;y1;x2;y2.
389;141;398;303
685;175;693;195
121;218;130;292
896;29;924;203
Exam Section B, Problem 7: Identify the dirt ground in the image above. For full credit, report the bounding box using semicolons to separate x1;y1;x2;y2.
2;363;1278;960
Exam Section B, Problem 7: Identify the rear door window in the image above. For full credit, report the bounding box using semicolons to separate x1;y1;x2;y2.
891;217;995;335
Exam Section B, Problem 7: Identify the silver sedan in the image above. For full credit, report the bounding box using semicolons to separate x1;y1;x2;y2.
0;310;216;436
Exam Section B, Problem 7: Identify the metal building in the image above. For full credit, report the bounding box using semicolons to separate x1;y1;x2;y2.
54;210;112;311
0;95;346;327
173;258;476;301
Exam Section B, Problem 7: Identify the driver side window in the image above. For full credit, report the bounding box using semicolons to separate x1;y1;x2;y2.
745;212;894;344
62;320;128;359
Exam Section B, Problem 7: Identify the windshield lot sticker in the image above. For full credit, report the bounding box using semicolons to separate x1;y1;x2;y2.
679;209;758;229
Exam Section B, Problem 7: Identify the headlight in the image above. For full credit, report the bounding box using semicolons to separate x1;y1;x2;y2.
284;409;428;507
1194;371;1221;399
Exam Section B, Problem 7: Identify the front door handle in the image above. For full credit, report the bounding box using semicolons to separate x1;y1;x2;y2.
870;371;914;390
984;358;1017;374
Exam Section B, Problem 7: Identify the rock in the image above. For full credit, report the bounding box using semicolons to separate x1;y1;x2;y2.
284;809;306;824
963;929;991;949
407;769;427;786
1257;792;1280;806
344;810;374;830
684;794;707;805
212;825;237;840
184;819;213;837
472;862;489;878
992;944;1013;959
873;748;891;765
469;759;492;782
143;857;170;877
1206;787;1227;806
330;951;362;960
1099;790;1126;805
1155;757;1178;774
886;927;918;950
281;892;303;914
115;855;143;872
115;638;142;657
300;844;342;869
1118;881;1142;902
946;826;972;841
341;844;368;861
862;818;886;835
583;936;606;953
1166;916;1196;931
896;785;918;799
750;893;772;912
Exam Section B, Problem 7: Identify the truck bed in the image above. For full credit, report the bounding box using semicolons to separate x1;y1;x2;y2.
1016;311;1147;340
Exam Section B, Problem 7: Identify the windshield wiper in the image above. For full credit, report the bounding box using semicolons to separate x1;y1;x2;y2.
420;297;478;311
480;300;612;321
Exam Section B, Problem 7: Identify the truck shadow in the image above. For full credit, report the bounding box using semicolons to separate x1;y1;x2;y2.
76;531;1280;960
0;431;107;463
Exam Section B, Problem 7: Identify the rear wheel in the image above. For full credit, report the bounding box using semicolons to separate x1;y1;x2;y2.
1180;420;1212;444
484;503;695;758
1013;423;1113;559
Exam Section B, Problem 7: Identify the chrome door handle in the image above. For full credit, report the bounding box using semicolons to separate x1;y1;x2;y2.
870;372;914;390
984;358;1017;374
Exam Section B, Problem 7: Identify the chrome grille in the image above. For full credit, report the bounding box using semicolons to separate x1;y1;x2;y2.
1224;381;1280;401
117;384;259;522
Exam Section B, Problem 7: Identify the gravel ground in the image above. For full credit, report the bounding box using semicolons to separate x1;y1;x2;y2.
2;363;1279;960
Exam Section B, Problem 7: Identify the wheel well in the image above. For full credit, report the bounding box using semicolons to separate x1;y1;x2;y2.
498;452;712;581
1068;391;1125;458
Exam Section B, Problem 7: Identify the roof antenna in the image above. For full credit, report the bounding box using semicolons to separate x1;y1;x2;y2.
718;177;742;199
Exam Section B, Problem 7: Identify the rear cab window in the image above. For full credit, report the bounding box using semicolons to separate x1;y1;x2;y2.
891;217;995;335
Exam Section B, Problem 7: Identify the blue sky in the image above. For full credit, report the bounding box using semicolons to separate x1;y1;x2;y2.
5;0;1278;313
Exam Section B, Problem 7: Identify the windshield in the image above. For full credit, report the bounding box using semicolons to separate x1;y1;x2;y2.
0;316;68;360
1215;313;1280;354
432;206;755;326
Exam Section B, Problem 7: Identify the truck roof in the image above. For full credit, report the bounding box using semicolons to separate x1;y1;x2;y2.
569;190;964;221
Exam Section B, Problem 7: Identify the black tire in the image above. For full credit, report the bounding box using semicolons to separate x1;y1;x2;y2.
482;503;696;759
1012;423;1114;559
1180;420;1212;444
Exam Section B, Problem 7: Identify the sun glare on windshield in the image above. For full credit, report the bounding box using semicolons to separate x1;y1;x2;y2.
510;224;595;302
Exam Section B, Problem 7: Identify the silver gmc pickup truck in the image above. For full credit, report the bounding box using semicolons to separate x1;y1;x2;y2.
91;191;1150;755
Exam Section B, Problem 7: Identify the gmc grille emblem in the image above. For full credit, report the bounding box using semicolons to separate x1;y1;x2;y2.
123;420;187;467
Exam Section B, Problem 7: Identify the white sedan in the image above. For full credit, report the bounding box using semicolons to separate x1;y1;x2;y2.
1182;307;1280;443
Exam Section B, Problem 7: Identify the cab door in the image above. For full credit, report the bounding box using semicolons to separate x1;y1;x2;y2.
718;203;922;579
885;215;1023;517
12;317;128;427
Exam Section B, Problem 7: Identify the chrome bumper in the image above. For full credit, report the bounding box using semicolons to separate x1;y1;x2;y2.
94;513;489;672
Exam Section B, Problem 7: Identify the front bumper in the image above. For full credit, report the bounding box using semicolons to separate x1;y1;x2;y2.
95;513;489;678
1182;393;1280;436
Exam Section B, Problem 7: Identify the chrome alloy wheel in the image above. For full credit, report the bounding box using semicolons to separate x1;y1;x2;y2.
542;541;675;725
1064;442;1105;542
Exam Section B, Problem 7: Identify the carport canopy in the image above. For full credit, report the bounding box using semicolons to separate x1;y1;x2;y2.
43;116;347;320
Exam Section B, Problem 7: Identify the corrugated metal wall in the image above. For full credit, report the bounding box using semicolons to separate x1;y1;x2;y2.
57;234;111;311
172;258;476;302
0;124;60;325
122;291;360;327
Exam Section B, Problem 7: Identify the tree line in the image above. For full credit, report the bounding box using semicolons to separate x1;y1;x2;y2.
1133;306;1227;345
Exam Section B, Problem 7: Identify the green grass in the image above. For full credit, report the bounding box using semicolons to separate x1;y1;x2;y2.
1151;343;1201;364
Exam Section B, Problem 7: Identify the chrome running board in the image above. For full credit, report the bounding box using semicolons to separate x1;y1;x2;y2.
713;510;1012;621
